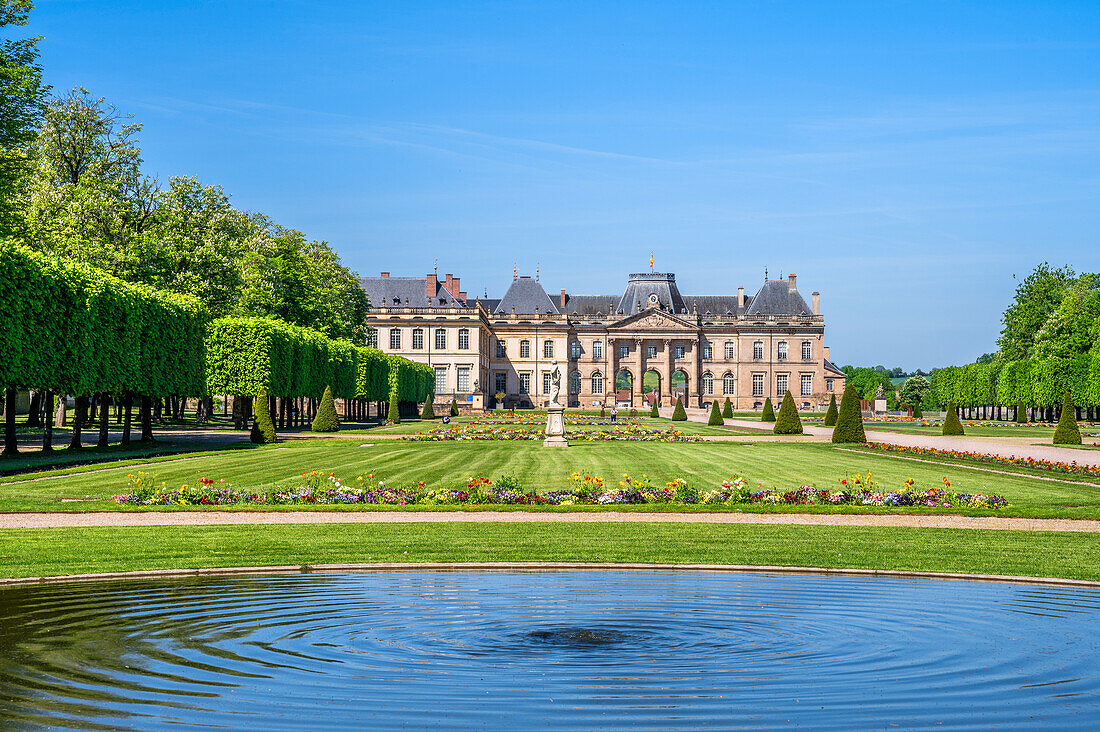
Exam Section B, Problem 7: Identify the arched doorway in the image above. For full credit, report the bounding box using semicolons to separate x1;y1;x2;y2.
671;369;688;404
615;369;633;406
643;369;661;407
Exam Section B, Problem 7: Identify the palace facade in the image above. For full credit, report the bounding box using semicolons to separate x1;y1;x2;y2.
359;270;846;410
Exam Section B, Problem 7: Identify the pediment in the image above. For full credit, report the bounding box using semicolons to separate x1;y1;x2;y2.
608;307;697;331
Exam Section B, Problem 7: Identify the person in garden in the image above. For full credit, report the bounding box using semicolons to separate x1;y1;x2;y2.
611;407;618;423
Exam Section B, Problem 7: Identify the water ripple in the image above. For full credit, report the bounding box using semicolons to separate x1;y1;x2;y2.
1;571;1099;729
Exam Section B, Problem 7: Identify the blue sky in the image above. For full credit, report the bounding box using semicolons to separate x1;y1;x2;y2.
27;1;1100;368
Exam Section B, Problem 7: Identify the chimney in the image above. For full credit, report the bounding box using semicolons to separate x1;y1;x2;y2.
788;273;797;292
380;272;389;278
451;277;460;297
443;274;453;295
426;273;437;298
738;285;745;309
824;346;831;361
458;291;466;302
812;291;820;315
560;289;567;308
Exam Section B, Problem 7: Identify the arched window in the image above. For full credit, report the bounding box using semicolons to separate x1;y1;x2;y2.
520;340;531;358
591;371;604;394
702;372;714;395
458;328;470;350
723;373;736;395
753;341;763;359
543;340;554;358
569;371;581;394
802;341;812;361
434;328;446;349
389;328;401;350
412;328;424;349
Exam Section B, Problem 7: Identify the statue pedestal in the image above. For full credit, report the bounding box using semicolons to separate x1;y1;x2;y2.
544;404;568;447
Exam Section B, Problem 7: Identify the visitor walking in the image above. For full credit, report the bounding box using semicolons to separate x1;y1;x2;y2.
610;407;618;423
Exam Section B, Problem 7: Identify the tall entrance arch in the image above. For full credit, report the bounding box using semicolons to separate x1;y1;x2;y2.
615;369;633;406
671;369;689;404
643;369;661;407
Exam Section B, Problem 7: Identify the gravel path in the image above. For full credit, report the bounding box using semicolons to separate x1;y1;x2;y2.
2;510;1098;532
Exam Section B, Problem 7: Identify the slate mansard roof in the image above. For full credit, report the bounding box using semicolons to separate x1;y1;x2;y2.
493;276;560;315
358;276;467;308
744;279;813;317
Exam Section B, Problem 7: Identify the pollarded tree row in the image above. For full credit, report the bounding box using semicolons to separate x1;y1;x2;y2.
930;357;1100;421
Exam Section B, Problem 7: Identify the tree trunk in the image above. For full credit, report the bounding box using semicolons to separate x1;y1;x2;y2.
42;391;55;452
278;397;287;429
3;387;17;456
121;393;133;446
97;394;110;447
69;396;88;449
26;391;42;428
55;394;66;427
153;397;162;423
141;396;154;442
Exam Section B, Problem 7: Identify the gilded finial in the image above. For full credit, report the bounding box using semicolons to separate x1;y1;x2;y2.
536;262;540;281
513;264;518;280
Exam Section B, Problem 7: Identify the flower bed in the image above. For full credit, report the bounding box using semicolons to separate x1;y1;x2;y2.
863;442;1100;479
114;469;1006;509
400;424;701;441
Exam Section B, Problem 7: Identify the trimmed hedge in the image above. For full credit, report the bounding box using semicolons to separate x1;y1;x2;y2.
1053;392;1082;445
251;389;277;443
943;401;965;436
421;398;436;420
708;399;723;426
311;385;340;432
1016;401;1027;423
722;397;733;419
773;391;803;435
931;354;1100;413
650;399;659;417
450;398;459;417
831;384;866;444
761;397;775;422
671;397;687;421
823;394;838;426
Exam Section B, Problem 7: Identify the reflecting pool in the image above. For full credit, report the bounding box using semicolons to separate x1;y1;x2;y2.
1;570;1098;729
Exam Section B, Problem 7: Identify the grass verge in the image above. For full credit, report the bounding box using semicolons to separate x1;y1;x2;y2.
2;523;1098;581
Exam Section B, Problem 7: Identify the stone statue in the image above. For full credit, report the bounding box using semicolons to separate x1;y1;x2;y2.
549;361;562;407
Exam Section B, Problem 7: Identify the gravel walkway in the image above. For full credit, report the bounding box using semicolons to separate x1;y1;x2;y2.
2;510;1098;532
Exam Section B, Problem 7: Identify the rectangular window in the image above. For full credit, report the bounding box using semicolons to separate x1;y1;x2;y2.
675;344;685;359
725;342;735;360
801;374;812;396
802;341;811;361
619;344;629;359
457;367;470;393
458;329;470;350
752;373;764;397
647;345;657;359
826;379;834;392
571;341;582;359
592;341;603;359
543;340;554;358
519;373;530;394
495;372;507;395
543;372;552;394
778;342;788;361
520;341;530;358
412;329;424;350
776;373;788;396
753;341;763;360
390;329;401;350
366;328;378;348
435;329;446;349
496;340;506;358
434;366;447;393
702;344;712;360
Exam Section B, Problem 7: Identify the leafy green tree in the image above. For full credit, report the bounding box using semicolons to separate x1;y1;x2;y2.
998;263;1076;361
707;399;723;426
823;393;838;426
671;397;686;421
898;374;931;412
761;397;775;422
831;384;866;443
0;0;47;237
722;397;733;419
943;401;965;435
420;397;435;420
311;385;340;432
773;391;803;435
1053;392;1081;445
1031;274;1100;359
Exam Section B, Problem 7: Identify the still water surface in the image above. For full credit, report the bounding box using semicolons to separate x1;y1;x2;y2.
1;570;1098;729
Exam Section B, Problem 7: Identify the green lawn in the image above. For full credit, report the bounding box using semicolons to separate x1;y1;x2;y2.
2;523;1098;581
354;414;771;437
5;439;1100;518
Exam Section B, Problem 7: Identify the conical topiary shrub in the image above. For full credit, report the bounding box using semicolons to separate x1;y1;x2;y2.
773;390;803;435
420;397;435;420
823;394;838;426
1053;392;1082;445
388;391;401;424
1016;402;1027;423
450;398;458;417
312;385;341;432
831;384;866;444
722;397;733;419
912;403;923;419
761;397;775;422
650;399;659;417
671;397;687;421
251;390;277;444
708;399;724;426
942;401;964;436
